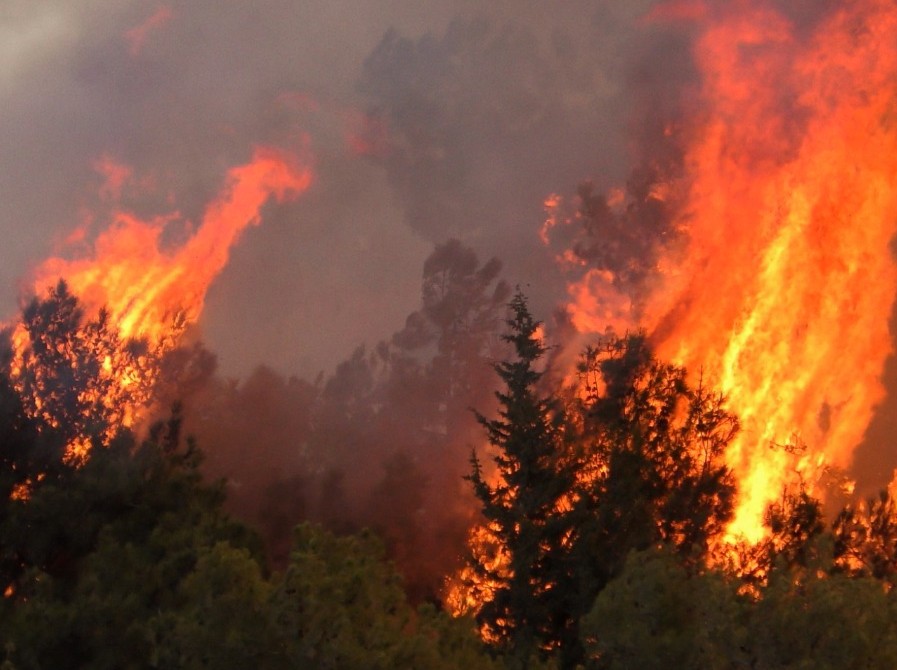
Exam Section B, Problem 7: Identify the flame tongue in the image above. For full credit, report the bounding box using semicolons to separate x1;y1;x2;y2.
656;1;897;539
569;1;897;540
33;147;312;342
11;146;313;451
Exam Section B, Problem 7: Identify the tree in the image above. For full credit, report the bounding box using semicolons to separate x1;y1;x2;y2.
580;548;747;670
0;408;267;669
463;296;739;668
0;282;505;669
270;523;503;670
576;334;737;553
465;291;577;664
745;482;827;583
0;333;48;504
833;490;897;584
569;335;737;611
14;280;155;461
581;540;897;670
747;545;897;670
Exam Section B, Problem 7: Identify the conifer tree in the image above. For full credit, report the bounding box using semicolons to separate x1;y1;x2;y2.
466;291;576;664
466;301;739;668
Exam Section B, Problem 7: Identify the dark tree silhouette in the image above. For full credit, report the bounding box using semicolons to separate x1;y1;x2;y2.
465;296;738;668
466;291;577;665
566;334;737;665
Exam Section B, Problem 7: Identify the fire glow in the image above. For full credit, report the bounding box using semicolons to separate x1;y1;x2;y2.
8;146;313;459
565;0;897;540
4;0;896;605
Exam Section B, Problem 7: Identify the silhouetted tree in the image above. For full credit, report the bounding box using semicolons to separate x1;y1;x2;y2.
466;291;577;665
16;280;154;456
833;490;897;584
554;334;736;666
466;297;738;667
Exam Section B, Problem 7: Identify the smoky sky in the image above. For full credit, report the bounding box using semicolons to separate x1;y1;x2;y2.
0;0;668;380
7;0;885;492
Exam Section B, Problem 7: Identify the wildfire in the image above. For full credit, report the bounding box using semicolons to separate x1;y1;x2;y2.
563;0;897;540
444;522;509;640
8;145;313;459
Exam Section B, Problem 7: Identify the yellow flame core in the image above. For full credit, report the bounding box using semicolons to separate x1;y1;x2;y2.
567;1;897;541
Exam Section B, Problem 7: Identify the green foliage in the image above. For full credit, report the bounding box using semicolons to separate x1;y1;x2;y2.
582;540;897;670
151;542;280;669
14;279;897;669
272;524;415;668
0;414;498;669
0;411;263;669
581;548;746;670
0;286;497;669
271;523;502;670
750;555;897;670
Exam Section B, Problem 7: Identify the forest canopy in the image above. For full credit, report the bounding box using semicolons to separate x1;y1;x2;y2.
2;285;897;669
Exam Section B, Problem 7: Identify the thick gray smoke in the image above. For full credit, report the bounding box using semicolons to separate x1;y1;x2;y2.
354;6;681;317
0;0;686;602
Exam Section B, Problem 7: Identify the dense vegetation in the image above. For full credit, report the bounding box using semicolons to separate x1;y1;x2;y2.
0;283;501;669
4;285;897;668
460;292;897;669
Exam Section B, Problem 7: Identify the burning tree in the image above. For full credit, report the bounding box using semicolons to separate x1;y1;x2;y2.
564;333;737;665
0;283;503;670
466;291;578;665
11;280;158;465
1;145;313;470
462;294;738;667
572;333;738;564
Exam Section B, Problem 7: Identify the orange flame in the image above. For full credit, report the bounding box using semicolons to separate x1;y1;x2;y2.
9;146;313;454
31;146;312;342
566;0;897;541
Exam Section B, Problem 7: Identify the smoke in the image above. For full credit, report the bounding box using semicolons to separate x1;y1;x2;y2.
354;5;666;316
164;239;509;599
6;0;897;591
0;0;678;379
0;0;440;378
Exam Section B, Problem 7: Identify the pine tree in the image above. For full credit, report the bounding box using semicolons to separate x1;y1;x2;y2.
465;300;739;667
466;291;576;664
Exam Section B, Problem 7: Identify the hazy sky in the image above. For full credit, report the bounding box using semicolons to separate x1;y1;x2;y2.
0;1;665;379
